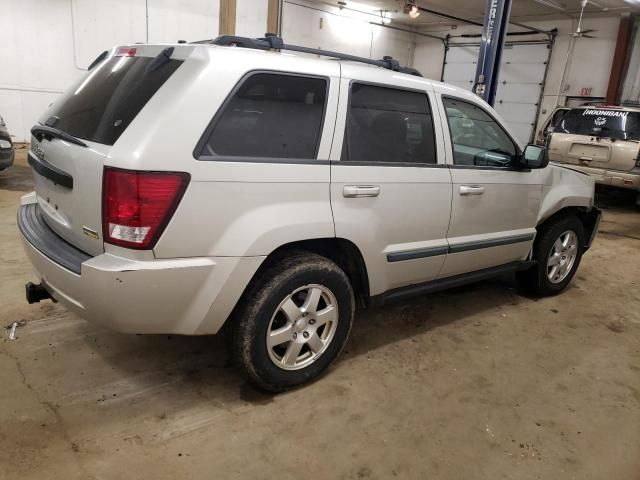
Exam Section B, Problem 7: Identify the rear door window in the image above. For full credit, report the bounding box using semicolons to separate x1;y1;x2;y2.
43;54;183;146
554;109;640;140
199;73;327;159
342;83;437;164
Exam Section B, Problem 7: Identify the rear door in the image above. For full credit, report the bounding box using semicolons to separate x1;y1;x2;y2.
549;108;640;172
28;45;187;255
330;70;452;297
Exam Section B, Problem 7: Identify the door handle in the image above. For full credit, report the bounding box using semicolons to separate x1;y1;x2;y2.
459;185;485;196
343;185;381;198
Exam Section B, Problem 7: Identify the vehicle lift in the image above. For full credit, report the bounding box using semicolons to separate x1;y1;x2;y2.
473;0;513;106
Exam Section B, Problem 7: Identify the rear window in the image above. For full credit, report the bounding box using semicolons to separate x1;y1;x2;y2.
42;55;183;146
199;73;327;159
553;109;640;141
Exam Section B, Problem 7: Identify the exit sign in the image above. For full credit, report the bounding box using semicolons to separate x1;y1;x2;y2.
580;87;593;96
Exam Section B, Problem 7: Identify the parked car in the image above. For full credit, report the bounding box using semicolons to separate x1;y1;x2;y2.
545;105;640;208
18;36;601;391
0;115;14;172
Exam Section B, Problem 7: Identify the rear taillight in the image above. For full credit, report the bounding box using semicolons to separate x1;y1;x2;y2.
102;168;189;250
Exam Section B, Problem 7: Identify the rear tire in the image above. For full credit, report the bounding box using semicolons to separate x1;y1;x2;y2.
231;252;355;392
516;215;585;296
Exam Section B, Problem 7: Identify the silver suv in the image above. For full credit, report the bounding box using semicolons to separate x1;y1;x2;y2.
19;36;601;391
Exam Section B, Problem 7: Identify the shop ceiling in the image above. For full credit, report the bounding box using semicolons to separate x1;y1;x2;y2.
308;0;639;27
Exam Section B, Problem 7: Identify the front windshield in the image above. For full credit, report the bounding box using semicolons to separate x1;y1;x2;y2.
553;108;640;141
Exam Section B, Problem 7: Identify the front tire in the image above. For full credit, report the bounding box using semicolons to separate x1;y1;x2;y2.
231;252;355;392
516;215;585;296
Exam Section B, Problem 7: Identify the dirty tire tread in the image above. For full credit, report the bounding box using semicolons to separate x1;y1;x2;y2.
517;214;585;297
231;251;354;393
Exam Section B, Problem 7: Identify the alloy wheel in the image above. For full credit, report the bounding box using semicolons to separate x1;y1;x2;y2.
266;284;339;370
547;230;578;284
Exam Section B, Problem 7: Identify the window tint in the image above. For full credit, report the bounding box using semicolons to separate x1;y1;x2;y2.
553;108;640;141
202;73;327;159
342;83;436;164
44;55;183;146
443;97;517;168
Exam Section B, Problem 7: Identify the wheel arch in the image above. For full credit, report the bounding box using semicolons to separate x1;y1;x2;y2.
535;206;601;251
250;238;371;308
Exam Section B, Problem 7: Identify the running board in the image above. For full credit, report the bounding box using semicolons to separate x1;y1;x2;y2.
369;261;533;307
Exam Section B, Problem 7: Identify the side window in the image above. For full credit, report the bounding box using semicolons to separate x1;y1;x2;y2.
200;73;327;159
342;83;436;164
442;97;518;168
549;108;569;130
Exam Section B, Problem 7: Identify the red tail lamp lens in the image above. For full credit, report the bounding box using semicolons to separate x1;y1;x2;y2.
102;168;190;249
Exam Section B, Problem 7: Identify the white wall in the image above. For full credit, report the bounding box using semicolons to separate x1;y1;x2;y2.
236;0;269;37
282;1;413;67
412;15;621;134
0;0;220;142
17;0;619;143
0;0;414;142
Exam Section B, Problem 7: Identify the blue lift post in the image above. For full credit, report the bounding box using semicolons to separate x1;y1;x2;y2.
473;0;513;106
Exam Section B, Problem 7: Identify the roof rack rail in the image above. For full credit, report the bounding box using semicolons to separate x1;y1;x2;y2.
207;33;423;77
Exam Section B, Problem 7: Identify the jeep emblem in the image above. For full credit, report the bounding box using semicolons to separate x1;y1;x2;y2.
33;142;45;160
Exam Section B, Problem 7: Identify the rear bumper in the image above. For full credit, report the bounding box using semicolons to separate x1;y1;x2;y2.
18;201;264;335
553;163;640;191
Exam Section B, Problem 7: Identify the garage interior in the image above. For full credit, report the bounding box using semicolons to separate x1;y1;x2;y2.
1;0;640;479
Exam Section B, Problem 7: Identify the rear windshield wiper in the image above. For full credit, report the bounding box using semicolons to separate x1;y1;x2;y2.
31;125;88;148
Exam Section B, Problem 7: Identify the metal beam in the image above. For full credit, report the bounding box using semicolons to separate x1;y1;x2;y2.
473;0;512;106
219;0;237;35
267;0;283;36
606;14;632;105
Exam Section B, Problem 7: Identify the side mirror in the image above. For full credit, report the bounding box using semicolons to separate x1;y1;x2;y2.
522;144;549;169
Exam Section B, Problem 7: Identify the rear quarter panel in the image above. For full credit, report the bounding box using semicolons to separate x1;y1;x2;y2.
124;47;342;258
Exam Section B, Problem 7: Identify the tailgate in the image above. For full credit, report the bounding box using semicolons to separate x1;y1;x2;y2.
549;108;640;171
568;141;610;163
29;137;107;256
28;44;188;255
549;134;639;171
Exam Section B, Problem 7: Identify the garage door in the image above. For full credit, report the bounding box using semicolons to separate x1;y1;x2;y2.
442;42;550;145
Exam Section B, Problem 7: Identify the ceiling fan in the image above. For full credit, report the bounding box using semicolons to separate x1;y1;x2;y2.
570;0;597;38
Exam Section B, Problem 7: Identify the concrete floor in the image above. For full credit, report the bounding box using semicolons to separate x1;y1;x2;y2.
1;148;639;480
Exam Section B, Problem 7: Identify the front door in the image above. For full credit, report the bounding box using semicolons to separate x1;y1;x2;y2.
436;94;543;279
330;72;452;297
